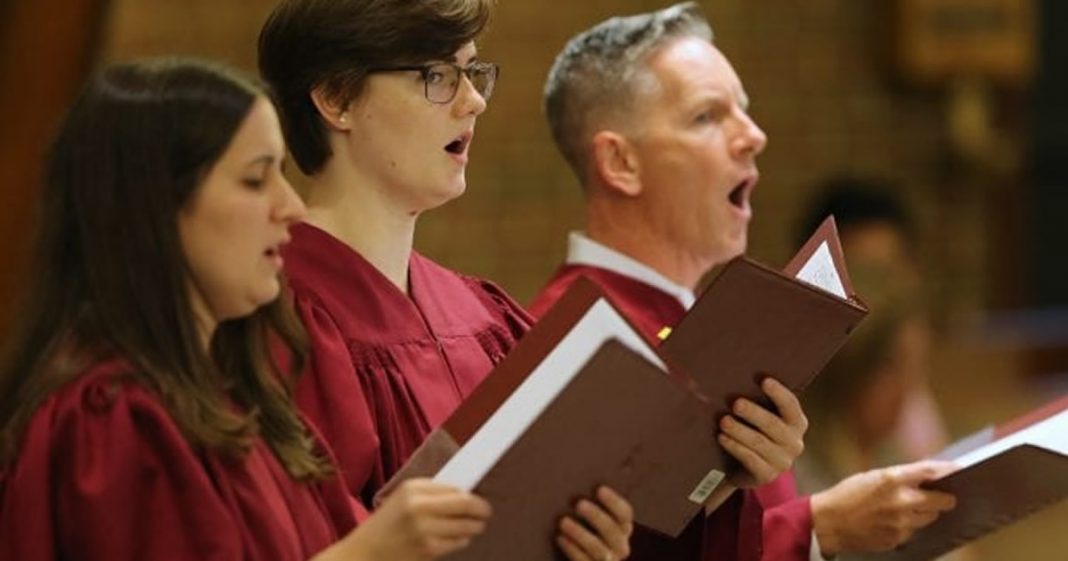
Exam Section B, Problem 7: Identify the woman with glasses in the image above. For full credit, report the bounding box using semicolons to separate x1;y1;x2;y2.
258;1;633;560
0;58;492;561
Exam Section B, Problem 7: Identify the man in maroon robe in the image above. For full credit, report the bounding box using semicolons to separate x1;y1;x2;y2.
531;3;958;561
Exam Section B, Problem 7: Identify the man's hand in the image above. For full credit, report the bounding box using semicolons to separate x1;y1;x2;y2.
811;460;958;557
718;377;808;488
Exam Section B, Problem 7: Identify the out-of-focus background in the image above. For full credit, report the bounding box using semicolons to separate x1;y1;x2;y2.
2;1;1065;557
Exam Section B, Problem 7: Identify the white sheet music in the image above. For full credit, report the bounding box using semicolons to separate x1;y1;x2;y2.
952;409;1068;469
794;241;847;299
434;299;665;491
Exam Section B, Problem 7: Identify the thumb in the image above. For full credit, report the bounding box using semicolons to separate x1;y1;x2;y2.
890;460;959;485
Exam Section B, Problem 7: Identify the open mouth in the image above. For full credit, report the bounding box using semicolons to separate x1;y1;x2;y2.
445;131;473;155
728;178;753;209
265;240;287;262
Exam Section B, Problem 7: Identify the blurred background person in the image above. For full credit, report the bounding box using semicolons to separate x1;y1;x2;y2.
797;177;950;462
795;177;978;561
795;262;933;490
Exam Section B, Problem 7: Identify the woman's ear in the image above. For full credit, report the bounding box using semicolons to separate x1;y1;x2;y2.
591;130;642;197
310;86;350;131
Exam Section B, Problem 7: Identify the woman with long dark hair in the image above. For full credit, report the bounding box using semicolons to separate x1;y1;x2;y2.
258;1;633;559
0;59;490;561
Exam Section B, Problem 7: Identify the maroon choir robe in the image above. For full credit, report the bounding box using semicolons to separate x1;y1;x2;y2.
0;359;357;561
282;223;531;509
531;264;813;561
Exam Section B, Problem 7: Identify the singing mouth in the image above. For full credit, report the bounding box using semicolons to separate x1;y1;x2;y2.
445;130;473;155
728;174;758;210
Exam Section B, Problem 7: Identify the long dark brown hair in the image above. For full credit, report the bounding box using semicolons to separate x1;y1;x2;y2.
0;59;329;480
258;0;493;175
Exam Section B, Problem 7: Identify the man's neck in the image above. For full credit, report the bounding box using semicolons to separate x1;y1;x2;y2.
304;162;417;294
586;206;708;291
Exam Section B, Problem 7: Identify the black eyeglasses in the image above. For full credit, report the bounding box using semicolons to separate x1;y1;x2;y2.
367;61;499;104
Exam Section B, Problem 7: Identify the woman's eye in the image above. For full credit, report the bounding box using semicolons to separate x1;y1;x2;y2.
425;70;446;85
242;178;266;190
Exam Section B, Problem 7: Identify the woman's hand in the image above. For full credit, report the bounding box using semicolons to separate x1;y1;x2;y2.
556;486;634;561
317;478;491;561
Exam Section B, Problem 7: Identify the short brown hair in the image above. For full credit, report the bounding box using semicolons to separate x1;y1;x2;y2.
258;0;492;175
543;2;712;186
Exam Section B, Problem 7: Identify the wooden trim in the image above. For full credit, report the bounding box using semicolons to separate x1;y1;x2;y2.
0;0;110;337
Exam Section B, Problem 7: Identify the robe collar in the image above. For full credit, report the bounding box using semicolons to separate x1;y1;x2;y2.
565;231;696;310
284;222;496;341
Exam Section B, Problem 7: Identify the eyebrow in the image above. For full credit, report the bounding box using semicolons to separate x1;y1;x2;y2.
738;89;751;112
243;155;276;173
691;91;729;108
451;48;480;65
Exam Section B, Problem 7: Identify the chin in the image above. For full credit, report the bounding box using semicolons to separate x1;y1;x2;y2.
445;176;468;200
707;239;747;268
245;284;282;315
422;182;467;211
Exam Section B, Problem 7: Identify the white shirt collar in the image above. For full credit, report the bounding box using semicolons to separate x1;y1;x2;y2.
565;231;696;309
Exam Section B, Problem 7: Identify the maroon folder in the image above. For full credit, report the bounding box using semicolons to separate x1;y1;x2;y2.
662;216;869;423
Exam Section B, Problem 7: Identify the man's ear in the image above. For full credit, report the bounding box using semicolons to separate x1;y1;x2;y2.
590;130;642;197
310;86;351;131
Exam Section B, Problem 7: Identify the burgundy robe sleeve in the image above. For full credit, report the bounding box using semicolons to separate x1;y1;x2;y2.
462;275;534;341
761;497;813;561
291;291;381;510
758;472;813;561
1;379;245;561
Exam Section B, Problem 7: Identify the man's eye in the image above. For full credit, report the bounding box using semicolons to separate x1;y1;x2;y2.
695;111;717;124
242;178;265;190
695;106;727;124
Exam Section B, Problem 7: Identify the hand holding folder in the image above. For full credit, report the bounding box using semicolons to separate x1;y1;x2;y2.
862;395;1068;561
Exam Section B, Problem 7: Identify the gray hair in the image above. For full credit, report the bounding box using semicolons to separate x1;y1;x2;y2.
543;2;713;185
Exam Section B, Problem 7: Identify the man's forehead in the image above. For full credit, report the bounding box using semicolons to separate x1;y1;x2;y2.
647;38;745;103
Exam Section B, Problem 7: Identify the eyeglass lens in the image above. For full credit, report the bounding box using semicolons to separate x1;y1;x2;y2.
425;63;497;103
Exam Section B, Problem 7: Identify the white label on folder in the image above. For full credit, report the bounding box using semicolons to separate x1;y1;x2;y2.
433;299;666;491
688;469;726;504
795;241;847;299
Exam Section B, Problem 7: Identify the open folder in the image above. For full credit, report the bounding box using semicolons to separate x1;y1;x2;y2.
381;217;868;561
865;395;1068;561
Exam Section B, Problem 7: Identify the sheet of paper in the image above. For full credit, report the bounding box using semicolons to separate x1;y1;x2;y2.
794;241;847;299
434;299;665;490
952;409;1068;469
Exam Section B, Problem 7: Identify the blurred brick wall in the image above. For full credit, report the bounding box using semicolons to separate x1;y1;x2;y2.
103;0;275;67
